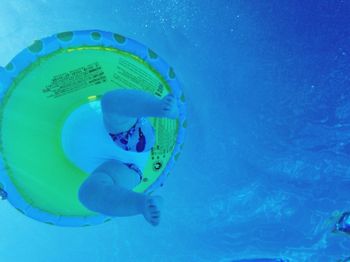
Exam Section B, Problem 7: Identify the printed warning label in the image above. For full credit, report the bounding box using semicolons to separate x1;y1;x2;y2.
150;118;177;171
110;57;177;174
42;63;107;98
111;58;165;97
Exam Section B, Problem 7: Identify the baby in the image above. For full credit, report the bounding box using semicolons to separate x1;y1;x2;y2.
77;89;178;226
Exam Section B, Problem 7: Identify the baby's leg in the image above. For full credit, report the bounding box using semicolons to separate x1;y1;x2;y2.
101;89;178;133
78;159;162;225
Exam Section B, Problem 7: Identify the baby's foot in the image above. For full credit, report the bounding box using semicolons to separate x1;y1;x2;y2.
160;94;179;119
142;195;163;226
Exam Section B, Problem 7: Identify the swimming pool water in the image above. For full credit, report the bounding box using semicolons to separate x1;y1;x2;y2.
0;1;350;261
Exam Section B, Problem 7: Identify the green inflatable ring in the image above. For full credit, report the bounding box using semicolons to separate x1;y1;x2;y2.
0;30;186;227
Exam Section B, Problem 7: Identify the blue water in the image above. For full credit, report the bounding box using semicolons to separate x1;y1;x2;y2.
1;0;350;261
